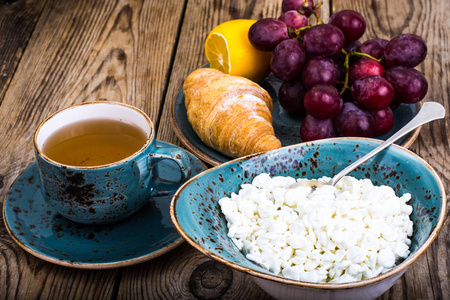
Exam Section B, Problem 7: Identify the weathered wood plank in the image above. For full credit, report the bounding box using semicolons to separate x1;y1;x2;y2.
0;0;46;106
0;0;185;298
1;0;447;299
118;243;274;299
332;1;450;299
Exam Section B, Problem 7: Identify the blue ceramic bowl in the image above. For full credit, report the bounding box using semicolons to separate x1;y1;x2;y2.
171;138;446;300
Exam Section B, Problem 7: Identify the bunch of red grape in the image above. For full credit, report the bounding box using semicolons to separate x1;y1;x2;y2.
248;0;428;142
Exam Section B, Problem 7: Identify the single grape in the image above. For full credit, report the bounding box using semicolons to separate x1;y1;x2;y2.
304;84;343;119
328;40;361;64
370;106;394;136
351;75;394;110
278;78;307;114
346;40;361;52
345;40;362;65
358;38;389;59
335;102;374;137
271;39;306;81
384;34;427;67
345;40;362;53
303;24;345;56
328;51;345;65
341;87;355;103
329;10;366;43
300;115;336;142
335;62;347;82
349;58;385;83
279;10;308;38
282;0;314;17
385;66;428;103
302;56;338;89
248;18;289;51
389;97;401;110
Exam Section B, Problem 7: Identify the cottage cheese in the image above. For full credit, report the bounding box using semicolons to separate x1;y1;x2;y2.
219;174;413;283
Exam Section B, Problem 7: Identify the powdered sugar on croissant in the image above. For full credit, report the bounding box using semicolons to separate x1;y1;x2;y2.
183;68;281;158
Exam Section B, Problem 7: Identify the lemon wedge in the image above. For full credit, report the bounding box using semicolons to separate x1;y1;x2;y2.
205;33;231;73
205;19;272;82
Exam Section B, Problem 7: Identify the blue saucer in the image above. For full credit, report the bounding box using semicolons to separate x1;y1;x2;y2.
3;141;207;269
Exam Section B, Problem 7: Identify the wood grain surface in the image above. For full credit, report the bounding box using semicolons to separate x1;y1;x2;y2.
0;0;448;299
0;0;45;106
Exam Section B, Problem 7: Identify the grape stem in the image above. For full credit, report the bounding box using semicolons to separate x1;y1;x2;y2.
350;51;382;62
293;25;311;37
339;49;383;94
312;1;324;25
340;49;350;95
301;0;312;14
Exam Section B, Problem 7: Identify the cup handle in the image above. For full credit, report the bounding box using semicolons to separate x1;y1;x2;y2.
148;146;191;196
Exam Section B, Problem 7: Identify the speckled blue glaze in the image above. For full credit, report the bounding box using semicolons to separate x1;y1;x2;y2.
171;138;446;300
4;141;207;269
35;136;190;224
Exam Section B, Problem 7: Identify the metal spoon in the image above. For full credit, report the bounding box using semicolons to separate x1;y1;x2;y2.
286;102;446;192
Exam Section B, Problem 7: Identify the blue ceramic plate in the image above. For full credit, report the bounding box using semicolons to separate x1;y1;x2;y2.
171;72;421;166
3;141;207;269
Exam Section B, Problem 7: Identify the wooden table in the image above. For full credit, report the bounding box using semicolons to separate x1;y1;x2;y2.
0;0;448;299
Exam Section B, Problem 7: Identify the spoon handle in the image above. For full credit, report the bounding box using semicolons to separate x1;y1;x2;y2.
329;102;446;186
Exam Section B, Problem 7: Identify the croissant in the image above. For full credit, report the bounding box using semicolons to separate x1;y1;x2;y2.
183;68;281;158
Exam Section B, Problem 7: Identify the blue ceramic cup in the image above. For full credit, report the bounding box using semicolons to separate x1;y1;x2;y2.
34;101;191;224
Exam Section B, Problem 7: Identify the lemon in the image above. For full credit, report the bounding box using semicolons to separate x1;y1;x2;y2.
205;19;272;82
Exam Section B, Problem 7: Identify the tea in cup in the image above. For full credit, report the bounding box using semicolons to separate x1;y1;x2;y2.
34;101;191;224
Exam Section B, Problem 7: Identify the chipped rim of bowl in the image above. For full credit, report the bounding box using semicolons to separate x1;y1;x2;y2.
170;137;447;290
